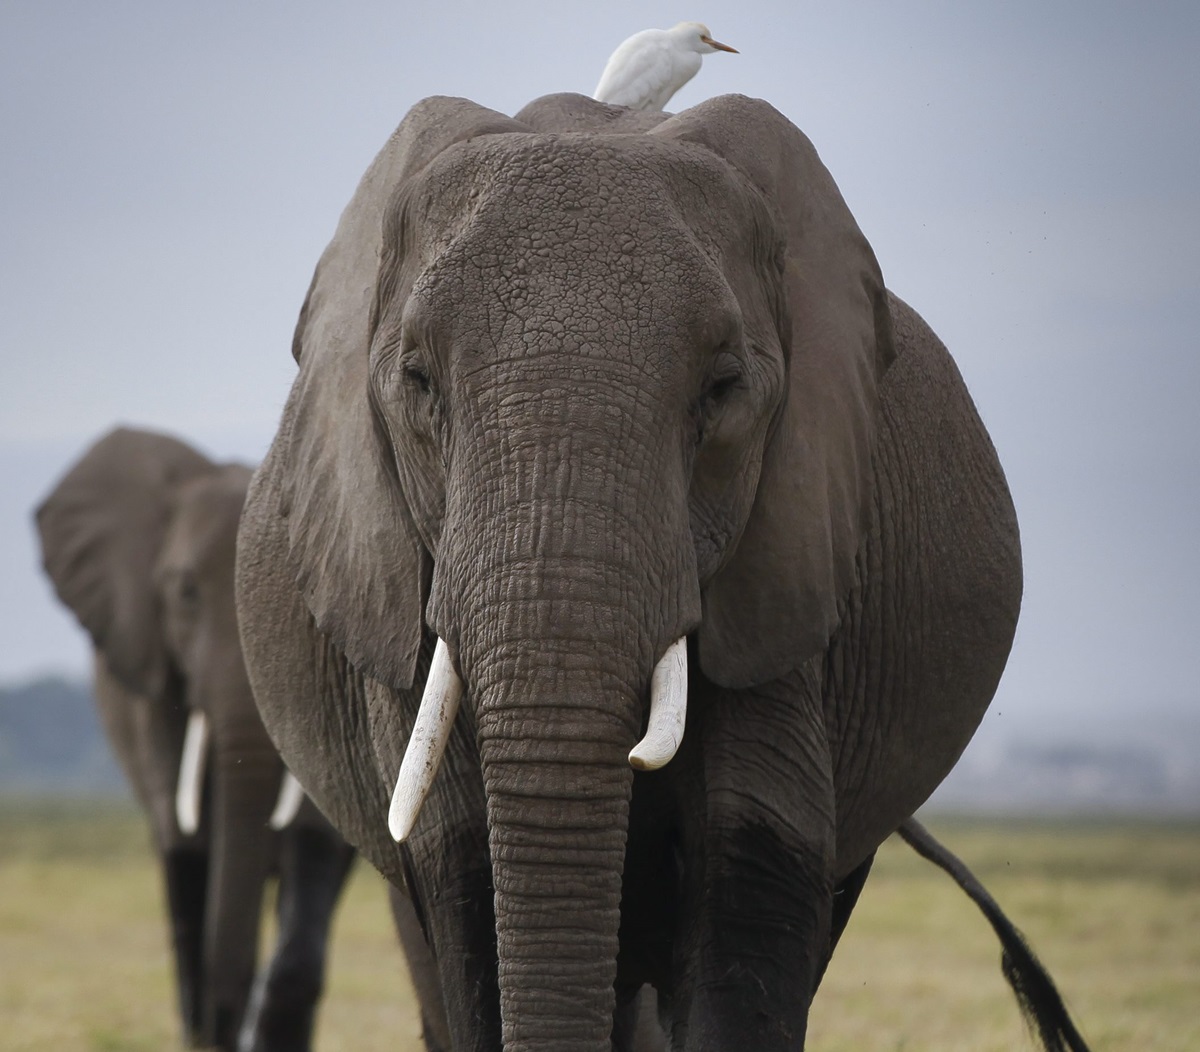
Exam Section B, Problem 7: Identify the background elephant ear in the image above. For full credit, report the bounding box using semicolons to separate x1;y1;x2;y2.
281;97;528;690
35;427;214;697
654;96;896;688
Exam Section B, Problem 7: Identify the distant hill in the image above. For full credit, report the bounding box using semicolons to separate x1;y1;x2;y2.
0;677;127;796
926;710;1200;817
1;675;1196;815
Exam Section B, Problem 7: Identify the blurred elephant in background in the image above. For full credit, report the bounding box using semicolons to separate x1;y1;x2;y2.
235;92;1089;1051
36;427;356;1052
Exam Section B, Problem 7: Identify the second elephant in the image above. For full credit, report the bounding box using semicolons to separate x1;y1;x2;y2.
37;427;355;1052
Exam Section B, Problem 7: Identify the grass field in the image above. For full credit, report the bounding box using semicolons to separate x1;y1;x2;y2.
1;801;1196;1051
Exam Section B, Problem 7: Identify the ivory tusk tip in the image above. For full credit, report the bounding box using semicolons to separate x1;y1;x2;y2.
386;636;464;842
628;740;676;771
175;710;208;836
628;750;658;772
177;804;200;836
268;771;306;831
387;799;418;843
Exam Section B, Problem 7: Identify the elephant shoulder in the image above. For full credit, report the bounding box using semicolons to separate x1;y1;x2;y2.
514;92;671;134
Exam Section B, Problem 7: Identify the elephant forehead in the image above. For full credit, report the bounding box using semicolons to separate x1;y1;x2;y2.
396;135;747;338
404;132;753;263
160;467;251;572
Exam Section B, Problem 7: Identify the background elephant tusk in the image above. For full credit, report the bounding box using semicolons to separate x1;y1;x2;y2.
268;770;306;830
388;638;464;842
175;710;208;835
629;637;688;770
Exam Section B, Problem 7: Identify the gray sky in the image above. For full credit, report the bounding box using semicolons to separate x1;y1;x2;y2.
2;2;1197;743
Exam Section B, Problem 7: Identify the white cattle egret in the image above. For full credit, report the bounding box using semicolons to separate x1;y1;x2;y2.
593;22;738;111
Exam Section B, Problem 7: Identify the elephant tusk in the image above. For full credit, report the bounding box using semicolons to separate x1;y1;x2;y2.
388;637;464;842
175;710;208;835
629;636;688;771
269;770;306;830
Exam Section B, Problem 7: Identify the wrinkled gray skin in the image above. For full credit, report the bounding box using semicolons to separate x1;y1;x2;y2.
37;428;354;1052
236;93;1023;1051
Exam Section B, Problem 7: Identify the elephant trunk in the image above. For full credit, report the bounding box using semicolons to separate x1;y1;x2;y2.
474;642;641;1051
424;371;701;1048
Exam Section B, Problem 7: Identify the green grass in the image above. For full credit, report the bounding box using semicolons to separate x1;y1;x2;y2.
1;801;1196;1050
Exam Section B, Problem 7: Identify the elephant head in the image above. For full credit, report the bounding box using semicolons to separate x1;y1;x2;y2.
37;428;283;1049
250;92;908;1049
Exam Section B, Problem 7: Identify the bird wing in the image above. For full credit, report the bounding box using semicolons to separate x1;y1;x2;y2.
593;33;682;110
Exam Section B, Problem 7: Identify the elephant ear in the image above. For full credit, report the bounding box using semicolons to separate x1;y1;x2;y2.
654;96;896;688
35;427;215;697
280;97;528;691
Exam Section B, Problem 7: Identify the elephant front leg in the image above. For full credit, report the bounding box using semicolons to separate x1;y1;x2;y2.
162;845;210;1047
389;882;452;1052
676;670;835;1051
402;820;501;1052
238;821;356;1052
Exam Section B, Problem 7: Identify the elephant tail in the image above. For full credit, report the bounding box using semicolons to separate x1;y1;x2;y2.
896;818;1092;1052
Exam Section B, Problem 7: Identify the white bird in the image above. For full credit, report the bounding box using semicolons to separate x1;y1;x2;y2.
593;21;738;111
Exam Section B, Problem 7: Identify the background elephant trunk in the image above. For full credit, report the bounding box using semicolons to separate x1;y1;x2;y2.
201;708;282;1049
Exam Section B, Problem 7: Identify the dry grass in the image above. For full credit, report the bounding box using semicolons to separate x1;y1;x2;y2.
1;801;1196;1050
809;818;1200;1051
0;800;421;1052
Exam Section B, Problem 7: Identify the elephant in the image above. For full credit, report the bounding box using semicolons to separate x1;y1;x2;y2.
36;427;356;1052
234;92;1089;1051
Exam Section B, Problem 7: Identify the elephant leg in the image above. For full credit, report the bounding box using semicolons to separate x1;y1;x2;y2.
396;728;499;1052
813;850;875;992
676;671;835;1051
238;823;356;1052
403;840;500;1052
203;752;279;1051
162;846;209;1048
389;883;453;1052
613;985;668;1052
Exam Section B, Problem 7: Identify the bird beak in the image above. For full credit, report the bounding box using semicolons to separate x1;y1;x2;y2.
702;36;738;53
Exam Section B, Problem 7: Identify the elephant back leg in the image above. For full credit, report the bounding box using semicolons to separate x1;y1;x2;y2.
813;851;875;992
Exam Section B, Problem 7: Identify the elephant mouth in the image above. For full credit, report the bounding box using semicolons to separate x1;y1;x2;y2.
386;634;690;842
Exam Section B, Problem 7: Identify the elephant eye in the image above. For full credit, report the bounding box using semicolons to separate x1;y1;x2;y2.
400;354;433;395
178;576;200;608
701;353;743;408
403;363;431;394
704;371;741;403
